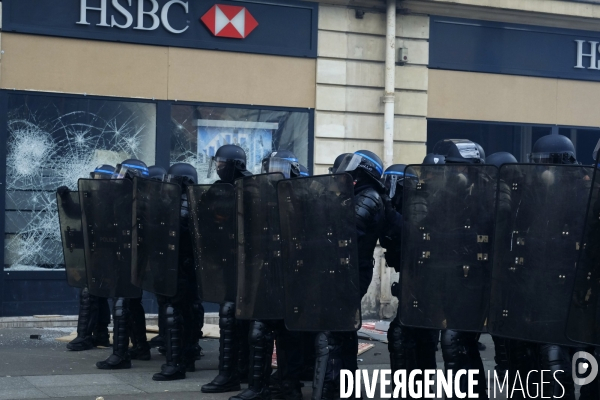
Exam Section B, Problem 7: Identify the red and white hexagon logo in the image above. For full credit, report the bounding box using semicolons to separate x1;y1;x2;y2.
200;5;259;39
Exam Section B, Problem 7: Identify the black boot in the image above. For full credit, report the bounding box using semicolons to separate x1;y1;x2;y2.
229;321;273;400
202;302;242;393
128;297;151;361
96;298;131;370
67;287;95;351
539;344;575;400
153;304;186;381
92;296;111;348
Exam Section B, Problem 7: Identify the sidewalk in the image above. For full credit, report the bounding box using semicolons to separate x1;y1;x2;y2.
0;327;504;400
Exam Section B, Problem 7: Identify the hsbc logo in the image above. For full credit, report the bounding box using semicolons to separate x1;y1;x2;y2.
201;5;258;39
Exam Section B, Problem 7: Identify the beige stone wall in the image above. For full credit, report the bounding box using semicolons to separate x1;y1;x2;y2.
0;33;316;109
428;69;600;128
314;5;429;174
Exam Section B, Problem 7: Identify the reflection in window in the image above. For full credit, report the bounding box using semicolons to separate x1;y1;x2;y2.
5;94;156;270
170;105;309;183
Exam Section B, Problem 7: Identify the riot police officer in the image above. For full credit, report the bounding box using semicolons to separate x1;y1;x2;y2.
312;150;386;400
151;162;203;381
501;135;582;399
424;140;490;399
202;145;252;393
380;163;439;394
229;150;304;400
95;159;151;370
60;165;114;351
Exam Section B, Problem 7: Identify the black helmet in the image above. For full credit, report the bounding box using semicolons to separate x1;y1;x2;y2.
383;164;407;199
90;164;115;179
335;150;383;186
299;164;310;177
422;154;446;165
486;152;518;168
432;139;484;164
168;163;198;185
261;150;301;179
529;135;577;164
114;159;149;179
147;165;167;181
209;144;250;182
329;153;351;174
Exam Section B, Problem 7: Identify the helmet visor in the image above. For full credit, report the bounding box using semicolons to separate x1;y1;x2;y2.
261;157;293;179
334;154;363;174
90;169;113;180
455;142;481;159
208;156;235;181
383;172;403;198
528;152;577;165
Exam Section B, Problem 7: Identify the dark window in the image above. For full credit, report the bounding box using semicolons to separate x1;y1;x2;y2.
427;120;599;164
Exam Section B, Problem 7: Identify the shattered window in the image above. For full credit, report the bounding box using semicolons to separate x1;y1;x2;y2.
170;105;309;184
5;94;156;271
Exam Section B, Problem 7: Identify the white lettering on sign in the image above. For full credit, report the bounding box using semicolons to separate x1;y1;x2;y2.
575;40;600;70
77;0;189;33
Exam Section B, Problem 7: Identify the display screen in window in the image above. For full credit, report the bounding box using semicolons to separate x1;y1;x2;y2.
4;94;156;271
170;105;309;183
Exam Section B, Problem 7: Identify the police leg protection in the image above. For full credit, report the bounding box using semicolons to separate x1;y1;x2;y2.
149;297;166;351
388;317;417;374
312;332;343;400
271;324;303;400
96;297;131;370
128;297;150;361
229;321;273;400
441;330;487;399
67;287;95;351
491;335;510;383
538;344;575;400
238;319;251;382
202;302;242;393
415;328;439;371
192;297;205;359
93;296;111;347
153;303;186;381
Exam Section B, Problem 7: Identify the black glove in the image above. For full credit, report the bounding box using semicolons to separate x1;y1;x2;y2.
57;186;70;199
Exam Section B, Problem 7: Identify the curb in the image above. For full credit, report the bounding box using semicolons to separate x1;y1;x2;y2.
0;312;219;329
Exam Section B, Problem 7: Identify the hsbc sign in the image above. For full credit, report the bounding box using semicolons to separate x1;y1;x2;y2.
2;0;318;58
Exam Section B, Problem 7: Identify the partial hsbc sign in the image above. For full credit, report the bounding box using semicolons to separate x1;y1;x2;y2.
430;16;600;82
2;0;318;58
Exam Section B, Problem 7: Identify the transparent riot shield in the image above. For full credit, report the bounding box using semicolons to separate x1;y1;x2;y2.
78;178;141;299
567;166;600;346
188;183;237;304
131;177;181;297
488;164;592;345
278;174;361;332
56;191;86;288
235;173;285;320
399;164;497;332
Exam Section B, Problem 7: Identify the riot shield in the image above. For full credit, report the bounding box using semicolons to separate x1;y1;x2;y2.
567;166;600;346
78;178;141;299
235;173;285;320
278;174;361;332
488;164;592;345
188;183;237;304
56;191;86;288
398;164;497;332
131;177;181;297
